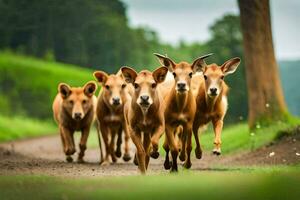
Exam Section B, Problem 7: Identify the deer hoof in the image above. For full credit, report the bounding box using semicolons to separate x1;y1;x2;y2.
164;160;171;170
150;151;159;159
77;158;85;164
212;149;221;156
123;154;131;162
115;150;122;158
66;156;73;163
133;156;138;166
195;147;203;159
179;152;186;162
183;161;192;169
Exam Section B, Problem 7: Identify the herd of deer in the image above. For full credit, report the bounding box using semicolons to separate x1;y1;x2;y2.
52;53;241;174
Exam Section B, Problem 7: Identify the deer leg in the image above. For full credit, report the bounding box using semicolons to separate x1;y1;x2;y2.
78;126;90;163
183;125;192;169
96;121;104;165
130;130;146;174
100;124;110;164
165;124;178;172
115;127;122;158
110;130;117;163
163;136;171;170
123;122;131;162
143;132;151;169
179;126;187;162
193;127;203;159
60;126;75;163
212;119;223;155
150;124;164;159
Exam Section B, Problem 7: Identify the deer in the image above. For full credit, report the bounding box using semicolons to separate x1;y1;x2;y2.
192;57;241;158
154;53;212;172
52;81;98;163
121;66;168;174
93;70;132;164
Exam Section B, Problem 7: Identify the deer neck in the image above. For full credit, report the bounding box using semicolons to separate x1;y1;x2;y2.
205;93;219;112
175;89;190;112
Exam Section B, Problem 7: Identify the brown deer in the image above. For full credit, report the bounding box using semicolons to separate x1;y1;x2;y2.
52;81;98;163
121;66;168;174
192;57;241;158
154;53;212;172
93;70;132;164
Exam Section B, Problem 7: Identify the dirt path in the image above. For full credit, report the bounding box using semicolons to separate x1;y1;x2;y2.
0;132;299;177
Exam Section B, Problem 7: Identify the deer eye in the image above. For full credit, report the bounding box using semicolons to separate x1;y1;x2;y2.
204;75;208;80
189;72;193;78
121;84;126;89
69;100;74;105
82;100;87;104
172;72;176;78
134;83;139;89
220;75;224;80
152;83;157;88
105;85;110;90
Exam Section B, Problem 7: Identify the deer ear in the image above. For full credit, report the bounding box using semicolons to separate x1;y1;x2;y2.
153;53;176;72
83;81;97;97
153;66;168;84
191;53;213;73
93;71;108;84
121;66;138;84
221;57;241;76
58;83;71;99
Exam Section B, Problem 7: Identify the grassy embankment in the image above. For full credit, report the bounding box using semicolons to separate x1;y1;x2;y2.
0;52;94;141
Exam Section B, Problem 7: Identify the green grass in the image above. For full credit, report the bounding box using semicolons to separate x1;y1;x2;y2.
0;51;96;119
199;118;300;155
0;115;57;142
0;165;299;200
84;118;300;156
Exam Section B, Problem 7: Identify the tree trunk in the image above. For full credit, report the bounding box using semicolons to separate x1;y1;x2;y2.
238;0;288;128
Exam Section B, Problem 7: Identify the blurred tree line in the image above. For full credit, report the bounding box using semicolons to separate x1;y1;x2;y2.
0;0;247;123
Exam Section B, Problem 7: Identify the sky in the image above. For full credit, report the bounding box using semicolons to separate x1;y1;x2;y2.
122;0;300;60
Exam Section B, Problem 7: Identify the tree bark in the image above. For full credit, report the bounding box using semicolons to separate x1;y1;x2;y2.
238;0;288;128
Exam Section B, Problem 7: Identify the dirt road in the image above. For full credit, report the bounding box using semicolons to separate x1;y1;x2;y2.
0;132;299;177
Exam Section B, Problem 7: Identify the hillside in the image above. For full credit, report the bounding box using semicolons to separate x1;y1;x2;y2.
0;52;95;119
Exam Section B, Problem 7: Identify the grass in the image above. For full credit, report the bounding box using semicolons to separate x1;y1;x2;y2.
0;165;299;200
83;118;300;156
199;118;300;155
0;51;96;119
0;115;57;142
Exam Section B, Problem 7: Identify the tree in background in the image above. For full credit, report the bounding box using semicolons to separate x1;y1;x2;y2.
0;0;154;73
238;0;289;128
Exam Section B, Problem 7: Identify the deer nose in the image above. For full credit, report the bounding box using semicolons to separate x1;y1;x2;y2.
140;95;149;102
112;97;120;105
74;112;82;120
210;88;218;95
177;83;186;90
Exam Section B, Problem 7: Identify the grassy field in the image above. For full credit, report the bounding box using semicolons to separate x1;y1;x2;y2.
0;165;299;200
0;115;57;142
0;51;95;119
